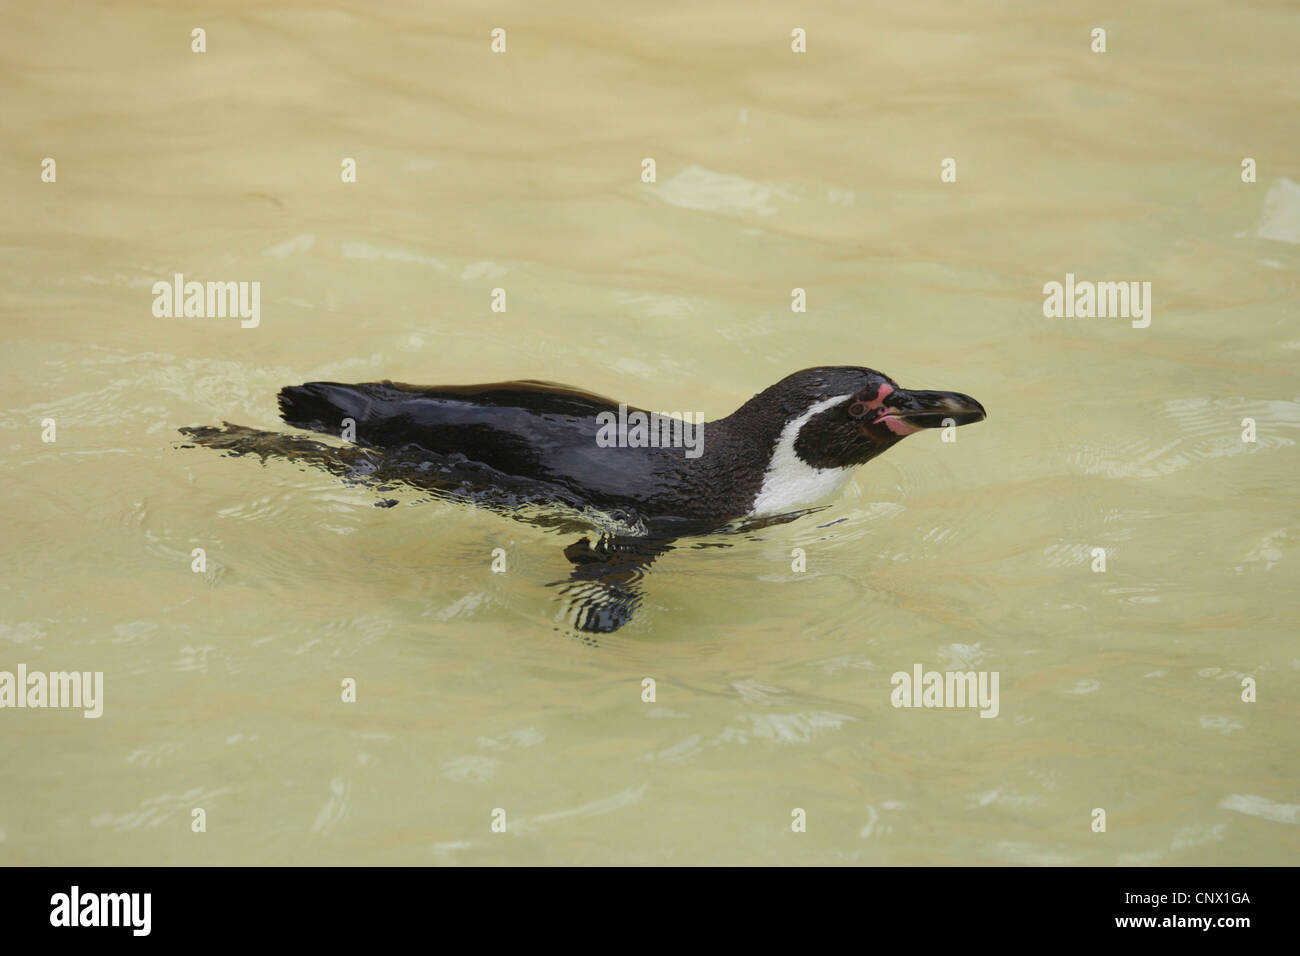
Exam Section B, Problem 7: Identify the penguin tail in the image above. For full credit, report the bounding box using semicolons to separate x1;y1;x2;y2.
277;382;377;436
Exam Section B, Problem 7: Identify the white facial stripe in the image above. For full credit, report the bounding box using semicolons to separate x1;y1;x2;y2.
749;394;856;517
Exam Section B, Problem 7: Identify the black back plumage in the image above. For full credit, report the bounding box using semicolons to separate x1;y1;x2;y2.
276;378;757;524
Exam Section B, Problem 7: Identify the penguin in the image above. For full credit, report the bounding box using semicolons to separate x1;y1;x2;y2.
179;366;985;633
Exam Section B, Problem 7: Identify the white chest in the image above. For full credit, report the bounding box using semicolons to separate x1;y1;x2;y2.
748;395;856;517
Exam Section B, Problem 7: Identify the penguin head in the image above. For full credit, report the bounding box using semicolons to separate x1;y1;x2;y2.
774;366;986;470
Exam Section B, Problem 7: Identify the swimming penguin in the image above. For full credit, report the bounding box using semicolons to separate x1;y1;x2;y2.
180;366;985;632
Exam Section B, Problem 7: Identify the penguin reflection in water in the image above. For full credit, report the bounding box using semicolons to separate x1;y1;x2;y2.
180;367;985;633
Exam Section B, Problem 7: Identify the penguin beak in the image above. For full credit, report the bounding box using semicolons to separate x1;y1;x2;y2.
877;389;986;431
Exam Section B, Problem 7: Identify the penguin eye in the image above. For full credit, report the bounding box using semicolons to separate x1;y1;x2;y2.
848;401;869;419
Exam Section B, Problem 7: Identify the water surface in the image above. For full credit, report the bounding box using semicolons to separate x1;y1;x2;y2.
1;1;1297;865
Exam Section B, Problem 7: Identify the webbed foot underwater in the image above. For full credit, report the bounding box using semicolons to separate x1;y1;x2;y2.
179;366;986;633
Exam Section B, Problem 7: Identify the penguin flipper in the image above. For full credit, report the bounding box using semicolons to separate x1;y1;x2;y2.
551;534;677;633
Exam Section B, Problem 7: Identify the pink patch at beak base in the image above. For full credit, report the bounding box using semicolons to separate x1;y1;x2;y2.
864;383;895;409
874;412;923;436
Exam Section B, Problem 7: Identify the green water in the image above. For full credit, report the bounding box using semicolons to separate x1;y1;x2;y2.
1;1;1296;864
